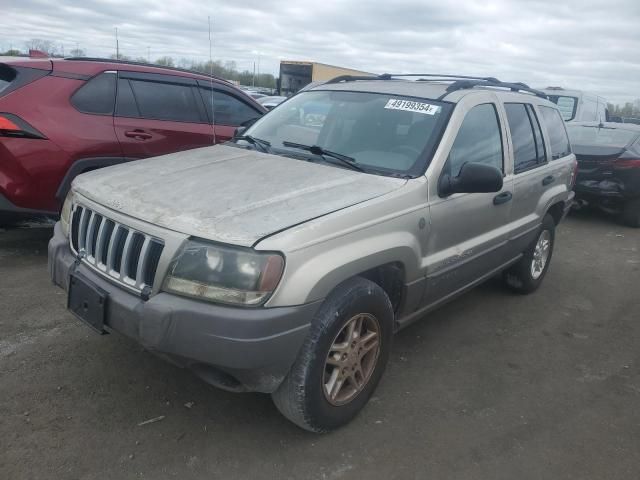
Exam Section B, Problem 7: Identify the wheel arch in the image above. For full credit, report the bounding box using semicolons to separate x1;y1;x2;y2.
546;200;566;225
55;156;133;201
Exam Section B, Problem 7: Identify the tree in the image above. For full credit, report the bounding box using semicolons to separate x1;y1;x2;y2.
2;49;21;56
155;56;175;67
69;48;85;57
25;39;56;56
109;53;131;61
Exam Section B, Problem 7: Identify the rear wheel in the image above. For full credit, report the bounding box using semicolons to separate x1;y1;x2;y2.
620;198;640;228
503;214;556;294
272;277;393;433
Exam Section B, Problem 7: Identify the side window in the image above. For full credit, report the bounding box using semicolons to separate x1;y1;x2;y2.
581;98;598;121
71;73;116;115
200;88;261;126
504;103;539;173
446;103;503;177
527;105;547;164
115;79;139;117
128;80;201;122
539;106;572;160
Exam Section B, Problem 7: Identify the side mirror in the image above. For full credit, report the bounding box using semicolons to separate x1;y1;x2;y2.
233;126;247;138
439;162;503;197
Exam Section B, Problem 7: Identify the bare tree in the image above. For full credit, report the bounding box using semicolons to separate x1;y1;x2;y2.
24;39;57;56
69;48;85;57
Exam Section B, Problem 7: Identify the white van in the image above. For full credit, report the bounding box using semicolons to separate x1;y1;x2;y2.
539;87;608;123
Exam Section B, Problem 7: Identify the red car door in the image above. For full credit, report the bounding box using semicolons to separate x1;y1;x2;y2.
114;72;214;158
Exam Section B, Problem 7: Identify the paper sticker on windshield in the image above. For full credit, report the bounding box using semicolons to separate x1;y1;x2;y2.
384;99;440;115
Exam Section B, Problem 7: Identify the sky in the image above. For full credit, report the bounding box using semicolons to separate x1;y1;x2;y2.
2;0;639;104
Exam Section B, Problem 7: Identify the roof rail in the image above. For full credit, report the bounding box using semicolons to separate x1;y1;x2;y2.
63;57;230;84
324;72;547;98
444;79;547;98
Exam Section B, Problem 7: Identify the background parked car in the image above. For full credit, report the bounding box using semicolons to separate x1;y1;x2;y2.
256;95;287;110
0;56;266;224
539;87;608;123
567;121;640;226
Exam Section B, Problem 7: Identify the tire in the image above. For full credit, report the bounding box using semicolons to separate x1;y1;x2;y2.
620;198;640;228
272;277;394;433
503;214;556;294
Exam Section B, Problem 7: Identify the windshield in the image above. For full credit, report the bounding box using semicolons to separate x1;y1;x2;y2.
567;124;639;148
243;90;451;176
547;95;578;121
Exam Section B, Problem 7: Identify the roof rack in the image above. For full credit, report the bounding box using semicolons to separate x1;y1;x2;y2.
63;57;230;84
325;73;547;99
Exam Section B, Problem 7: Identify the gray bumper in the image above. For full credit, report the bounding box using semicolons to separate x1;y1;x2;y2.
48;223;320;393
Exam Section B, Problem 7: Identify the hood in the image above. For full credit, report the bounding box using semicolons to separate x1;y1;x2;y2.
73;145;404;247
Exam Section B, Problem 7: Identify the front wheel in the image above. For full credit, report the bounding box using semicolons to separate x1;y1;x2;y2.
272;277;394;432
503;214;556;294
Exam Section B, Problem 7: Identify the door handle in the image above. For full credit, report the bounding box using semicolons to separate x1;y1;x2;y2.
124;130;152;140
493;191;513;205
542;175;555;186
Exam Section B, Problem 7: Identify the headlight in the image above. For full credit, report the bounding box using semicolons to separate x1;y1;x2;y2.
163;240;285;306
60;191;73;237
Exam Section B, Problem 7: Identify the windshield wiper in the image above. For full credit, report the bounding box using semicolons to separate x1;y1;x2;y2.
234;135;272;153
282;141;364;172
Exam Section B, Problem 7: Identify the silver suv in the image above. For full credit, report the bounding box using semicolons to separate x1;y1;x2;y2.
49;74;576;432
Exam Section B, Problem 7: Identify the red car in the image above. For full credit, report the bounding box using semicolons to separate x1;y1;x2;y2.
0;56;267;223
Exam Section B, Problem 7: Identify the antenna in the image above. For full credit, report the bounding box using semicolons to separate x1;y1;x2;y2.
115;27;119;60
208;16;217;145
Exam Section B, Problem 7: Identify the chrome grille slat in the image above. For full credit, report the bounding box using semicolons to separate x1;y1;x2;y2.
120;230;135;283
85;212;98;258
136;236;152;283
94;217;109;269
105;223;121;273
78;208;90;252
69;204;165;292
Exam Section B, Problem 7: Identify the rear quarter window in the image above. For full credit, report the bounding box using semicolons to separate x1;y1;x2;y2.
548;95;578;121
71;73;116;115
539;106;572;159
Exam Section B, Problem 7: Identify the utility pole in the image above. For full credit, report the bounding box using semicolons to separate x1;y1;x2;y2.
147;46;150;63
252;61;256;87
115;27;119;59
257;54;261;87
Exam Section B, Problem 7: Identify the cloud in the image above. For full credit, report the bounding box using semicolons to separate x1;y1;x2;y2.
3;0;639;103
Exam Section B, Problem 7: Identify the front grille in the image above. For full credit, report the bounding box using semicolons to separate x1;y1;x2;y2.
70;205;164;291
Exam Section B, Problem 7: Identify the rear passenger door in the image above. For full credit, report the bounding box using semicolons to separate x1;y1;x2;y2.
114;71;214;159
424;100;513;307
504;102;550;250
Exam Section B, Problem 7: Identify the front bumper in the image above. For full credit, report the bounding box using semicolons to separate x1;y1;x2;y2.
48;223;320;393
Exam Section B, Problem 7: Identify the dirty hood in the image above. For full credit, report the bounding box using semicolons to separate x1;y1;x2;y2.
73;145;404;247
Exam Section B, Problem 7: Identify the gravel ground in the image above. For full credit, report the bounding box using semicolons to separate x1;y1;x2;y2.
1;211;639;480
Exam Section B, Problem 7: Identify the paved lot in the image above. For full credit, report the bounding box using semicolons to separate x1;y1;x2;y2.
1;212;639;480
